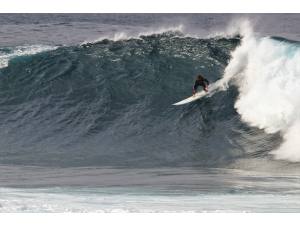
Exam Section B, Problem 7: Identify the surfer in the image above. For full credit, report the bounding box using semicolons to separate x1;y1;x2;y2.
193;75;209;95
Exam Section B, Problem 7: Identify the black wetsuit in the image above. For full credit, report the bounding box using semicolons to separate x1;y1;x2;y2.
193;78;209;91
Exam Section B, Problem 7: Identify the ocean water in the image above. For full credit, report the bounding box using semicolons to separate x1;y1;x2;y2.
1;14;300;212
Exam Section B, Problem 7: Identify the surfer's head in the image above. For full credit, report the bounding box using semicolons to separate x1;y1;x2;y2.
197;75;204;80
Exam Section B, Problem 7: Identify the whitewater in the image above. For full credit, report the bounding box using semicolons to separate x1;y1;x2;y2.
1;14;300;212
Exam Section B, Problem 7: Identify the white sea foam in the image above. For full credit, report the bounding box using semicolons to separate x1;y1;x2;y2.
0;45;57;69
219;19;300;162
1;187;300;213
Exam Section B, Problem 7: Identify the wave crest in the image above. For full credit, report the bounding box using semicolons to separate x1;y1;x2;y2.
221;20;300;162
0;45;57;69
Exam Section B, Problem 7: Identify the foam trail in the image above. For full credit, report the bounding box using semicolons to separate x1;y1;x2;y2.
219;20;300;161
0;45;57;69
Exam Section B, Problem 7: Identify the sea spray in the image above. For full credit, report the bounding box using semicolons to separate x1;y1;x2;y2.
221;20;300;161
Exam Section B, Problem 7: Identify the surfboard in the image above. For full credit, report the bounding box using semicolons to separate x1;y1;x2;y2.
173;81;222;106
173;90;209;106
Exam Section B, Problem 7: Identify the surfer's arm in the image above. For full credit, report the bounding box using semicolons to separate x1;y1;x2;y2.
204;78;209;86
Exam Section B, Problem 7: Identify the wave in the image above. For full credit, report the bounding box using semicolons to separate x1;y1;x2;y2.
0;20;299;168
0;31;243;167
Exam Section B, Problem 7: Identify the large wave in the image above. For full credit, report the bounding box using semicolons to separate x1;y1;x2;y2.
0;31;244;167
0;21;299;168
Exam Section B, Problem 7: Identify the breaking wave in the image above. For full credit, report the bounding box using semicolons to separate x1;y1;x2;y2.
221;21;300;162
0;20;299;168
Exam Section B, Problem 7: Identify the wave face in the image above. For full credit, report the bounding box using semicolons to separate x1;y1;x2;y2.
0;29;296;168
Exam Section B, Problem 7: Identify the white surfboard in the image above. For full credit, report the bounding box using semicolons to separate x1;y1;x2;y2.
173;83;219;106
173;90;209;105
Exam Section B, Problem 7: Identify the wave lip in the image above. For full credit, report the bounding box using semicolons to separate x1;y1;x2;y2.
0;45;58;69
81;24;186;44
